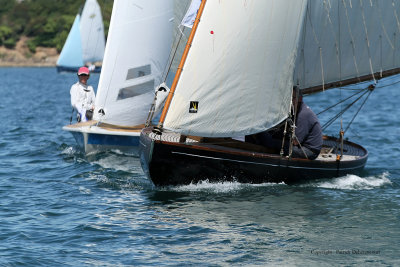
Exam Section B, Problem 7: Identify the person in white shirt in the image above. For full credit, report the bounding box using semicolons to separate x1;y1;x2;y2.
70;67;96;122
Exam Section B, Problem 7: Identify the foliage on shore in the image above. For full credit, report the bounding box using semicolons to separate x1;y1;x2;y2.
0;0;113;53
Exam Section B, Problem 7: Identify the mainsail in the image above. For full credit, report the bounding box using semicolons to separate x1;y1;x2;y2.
295;0;400;94
163;0;308;137
93;0;174;126
56;15;84;68
80;0;105;63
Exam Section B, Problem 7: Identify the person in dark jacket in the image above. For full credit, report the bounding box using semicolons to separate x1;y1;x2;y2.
245;86;322;159
290;86;322;159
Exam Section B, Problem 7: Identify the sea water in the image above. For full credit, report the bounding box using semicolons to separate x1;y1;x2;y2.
0;67;399;266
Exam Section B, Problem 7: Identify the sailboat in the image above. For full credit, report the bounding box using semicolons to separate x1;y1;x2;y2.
56;0;105;73
139;0;400;186
62;0;175;154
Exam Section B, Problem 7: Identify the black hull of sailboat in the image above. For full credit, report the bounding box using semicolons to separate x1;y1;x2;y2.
139;127;368;186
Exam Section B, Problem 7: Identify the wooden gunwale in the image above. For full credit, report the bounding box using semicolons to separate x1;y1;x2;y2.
148;131;367;163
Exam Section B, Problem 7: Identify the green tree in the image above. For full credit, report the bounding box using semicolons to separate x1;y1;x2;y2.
0;25;12;45
0;0;113;51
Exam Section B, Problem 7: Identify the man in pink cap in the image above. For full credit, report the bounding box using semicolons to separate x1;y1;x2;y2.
70;67;96;122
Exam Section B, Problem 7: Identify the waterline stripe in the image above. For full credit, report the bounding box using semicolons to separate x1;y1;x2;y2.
171;151;365;171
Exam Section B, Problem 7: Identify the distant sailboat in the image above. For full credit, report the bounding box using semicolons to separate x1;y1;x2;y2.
63;0;175;154
57;0;105;73
139;0;400;186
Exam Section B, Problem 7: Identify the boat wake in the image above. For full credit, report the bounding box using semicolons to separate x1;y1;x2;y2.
308;172;392;190
167;172;392;192
171;180;286;193
90;153;143;173
60;144;79;155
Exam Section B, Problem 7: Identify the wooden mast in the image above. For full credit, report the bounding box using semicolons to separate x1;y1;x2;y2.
157;0;207;129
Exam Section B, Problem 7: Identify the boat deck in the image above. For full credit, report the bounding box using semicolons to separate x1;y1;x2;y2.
149;131;366;162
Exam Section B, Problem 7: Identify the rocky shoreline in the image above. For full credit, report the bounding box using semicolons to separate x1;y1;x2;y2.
0;37;58;67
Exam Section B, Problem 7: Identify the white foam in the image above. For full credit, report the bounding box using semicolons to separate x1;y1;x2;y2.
79;186;92;194
312;172;392;190
61;146;76;155
91;154;143;173
172;179;285;193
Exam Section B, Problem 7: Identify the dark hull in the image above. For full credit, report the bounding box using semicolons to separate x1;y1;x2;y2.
139;127;368;186
56;65;101;73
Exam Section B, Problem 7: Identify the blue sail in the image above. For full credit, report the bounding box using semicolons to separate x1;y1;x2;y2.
56;14;84;71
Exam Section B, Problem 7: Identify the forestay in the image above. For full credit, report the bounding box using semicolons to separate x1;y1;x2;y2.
56;15;84;68
168;0;193;82
295;0;400;94
93;0;174;126
163;0;308;137
80;0;105;63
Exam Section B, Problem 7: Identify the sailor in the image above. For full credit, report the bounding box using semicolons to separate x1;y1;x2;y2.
70;66;96;122
291;86;323;160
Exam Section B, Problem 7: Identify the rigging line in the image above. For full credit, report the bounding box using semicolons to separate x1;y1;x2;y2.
316;88;365;115
321;89;369;131
319;47;325;91
324;0;341;74
338;0;343;121
394;32;397;68
149;2;192;125
321;89;370;129
157;0;207;128
336;87;367;91
304;1;325;90
384;74;400;81
306;2;321;46
344;89;373;133
342;0;361;81
360;0;377;84
380;35;383;77
393;0;400;34
375;78;400;88
162;0;192;83
322;100;358;130
378;2;395;51
162;25;185;83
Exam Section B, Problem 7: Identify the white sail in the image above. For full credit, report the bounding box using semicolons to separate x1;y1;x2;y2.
294;0;400;92
181;0;201;28
168;0;192;83
93;0;174;126
56;14;84;68
163;0;308;137
80;0;106;63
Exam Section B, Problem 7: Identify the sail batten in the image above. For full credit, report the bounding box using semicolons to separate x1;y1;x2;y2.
163;0;308;137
